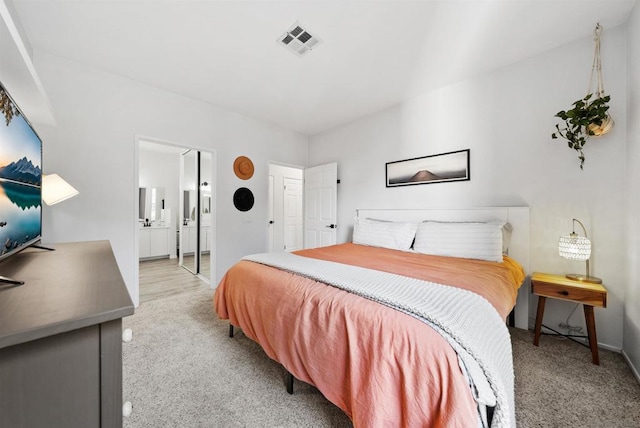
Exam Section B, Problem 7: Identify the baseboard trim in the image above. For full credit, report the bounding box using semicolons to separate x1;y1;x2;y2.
527;324;622;352
622;350;640;385
598;342;622;353
523;324;638;384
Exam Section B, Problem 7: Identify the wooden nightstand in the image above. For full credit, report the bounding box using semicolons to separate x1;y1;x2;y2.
531;272;607;365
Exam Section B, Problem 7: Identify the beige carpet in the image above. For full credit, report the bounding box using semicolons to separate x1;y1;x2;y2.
512;327;640;427
123;287;640;427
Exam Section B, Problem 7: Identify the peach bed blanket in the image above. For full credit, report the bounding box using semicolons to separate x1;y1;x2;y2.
214;243;525;427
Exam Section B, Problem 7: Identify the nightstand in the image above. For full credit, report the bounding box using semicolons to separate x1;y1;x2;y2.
531;272;607;365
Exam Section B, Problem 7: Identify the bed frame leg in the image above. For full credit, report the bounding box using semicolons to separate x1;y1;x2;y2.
285;371;294;394
487;405;495;426
229;324;234;338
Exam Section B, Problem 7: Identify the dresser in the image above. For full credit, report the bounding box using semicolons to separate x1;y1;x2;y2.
0;241;134;427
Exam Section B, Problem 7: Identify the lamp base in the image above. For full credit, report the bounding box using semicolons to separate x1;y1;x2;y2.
565;273;602;284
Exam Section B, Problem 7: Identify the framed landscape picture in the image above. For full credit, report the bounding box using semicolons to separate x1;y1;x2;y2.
386;149;470;187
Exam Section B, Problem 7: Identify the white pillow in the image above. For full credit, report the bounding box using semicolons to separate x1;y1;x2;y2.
413;221;507;262
352;218;418;251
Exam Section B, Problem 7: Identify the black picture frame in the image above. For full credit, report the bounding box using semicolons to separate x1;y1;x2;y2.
385;149;470;187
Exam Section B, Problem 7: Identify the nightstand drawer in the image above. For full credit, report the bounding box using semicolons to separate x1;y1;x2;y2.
531;281;607;307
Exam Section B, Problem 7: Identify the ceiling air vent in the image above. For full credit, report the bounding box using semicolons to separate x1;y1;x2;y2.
277;22;321;57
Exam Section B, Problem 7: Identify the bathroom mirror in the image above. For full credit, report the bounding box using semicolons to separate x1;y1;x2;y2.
139;186;165;222
202;195;211;214
183;189;196;221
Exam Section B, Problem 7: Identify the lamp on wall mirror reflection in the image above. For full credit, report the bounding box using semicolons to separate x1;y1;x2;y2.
42;174;79;206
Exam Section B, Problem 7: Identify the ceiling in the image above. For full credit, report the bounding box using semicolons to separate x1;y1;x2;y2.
10;0;637;136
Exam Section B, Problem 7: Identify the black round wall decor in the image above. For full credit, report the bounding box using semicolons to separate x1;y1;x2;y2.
233;187;254;212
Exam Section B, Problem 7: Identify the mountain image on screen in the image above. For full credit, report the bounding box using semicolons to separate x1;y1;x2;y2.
0;157;41;186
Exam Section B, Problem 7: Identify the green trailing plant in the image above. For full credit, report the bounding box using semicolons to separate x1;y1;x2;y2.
552;23;614;170
0;86;20;126
551;93;611;170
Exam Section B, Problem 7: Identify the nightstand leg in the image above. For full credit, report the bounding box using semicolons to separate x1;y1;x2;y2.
533;296;546;346
584;305;600;365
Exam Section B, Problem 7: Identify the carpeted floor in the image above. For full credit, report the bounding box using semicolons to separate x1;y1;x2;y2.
123;287;640;427
512;327;640;427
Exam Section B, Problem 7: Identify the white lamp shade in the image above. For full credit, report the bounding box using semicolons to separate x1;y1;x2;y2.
42;174;79;206
558;233;591;261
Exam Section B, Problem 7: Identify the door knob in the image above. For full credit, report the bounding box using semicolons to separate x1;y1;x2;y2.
325;224;337;229
269;220;274;224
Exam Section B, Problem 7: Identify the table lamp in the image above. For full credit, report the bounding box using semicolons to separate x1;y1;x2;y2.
558;218;602;284
42;174;79;206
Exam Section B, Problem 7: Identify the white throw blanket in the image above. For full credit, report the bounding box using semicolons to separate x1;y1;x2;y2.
243;251;515;428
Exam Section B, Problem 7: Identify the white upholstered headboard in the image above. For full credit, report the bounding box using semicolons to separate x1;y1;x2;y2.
356;207;530;329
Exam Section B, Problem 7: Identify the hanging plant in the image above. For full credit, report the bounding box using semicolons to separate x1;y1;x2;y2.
551;23;613;170
0;85;20;126
552;93;611;169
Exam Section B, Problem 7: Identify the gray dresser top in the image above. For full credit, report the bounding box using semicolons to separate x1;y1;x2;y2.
0;240;134;349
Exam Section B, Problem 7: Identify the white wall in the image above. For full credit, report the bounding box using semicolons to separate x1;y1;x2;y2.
139;146;181;258
33;51;308;306
624;2;640;379
309;25;628;350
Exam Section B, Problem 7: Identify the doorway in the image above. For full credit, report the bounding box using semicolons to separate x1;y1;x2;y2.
268;163;303;252
267;162;338;253
135;138;215;305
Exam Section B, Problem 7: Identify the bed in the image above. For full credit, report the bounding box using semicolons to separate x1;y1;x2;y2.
214;207;530;427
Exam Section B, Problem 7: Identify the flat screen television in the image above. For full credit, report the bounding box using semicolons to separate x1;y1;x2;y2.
0;82;42;272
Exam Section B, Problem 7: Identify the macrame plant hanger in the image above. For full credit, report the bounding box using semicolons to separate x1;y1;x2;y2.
586;23;614;136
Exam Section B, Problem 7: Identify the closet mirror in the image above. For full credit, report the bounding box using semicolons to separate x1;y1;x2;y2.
179;149;213;281
180;150;198;275
200;152;212;279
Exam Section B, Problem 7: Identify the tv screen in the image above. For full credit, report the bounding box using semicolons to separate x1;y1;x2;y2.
0;82;42;261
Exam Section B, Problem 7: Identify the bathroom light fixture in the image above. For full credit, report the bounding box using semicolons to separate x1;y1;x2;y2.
558;218;602;284
42;174;79;206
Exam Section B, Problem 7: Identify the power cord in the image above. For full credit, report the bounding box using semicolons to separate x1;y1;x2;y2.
558;303;583;335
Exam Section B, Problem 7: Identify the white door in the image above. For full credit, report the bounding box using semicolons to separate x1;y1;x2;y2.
304;162;338;249
283;177;303;251
267;175;275;251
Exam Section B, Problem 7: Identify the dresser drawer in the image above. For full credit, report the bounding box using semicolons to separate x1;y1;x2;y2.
532;281;606;307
